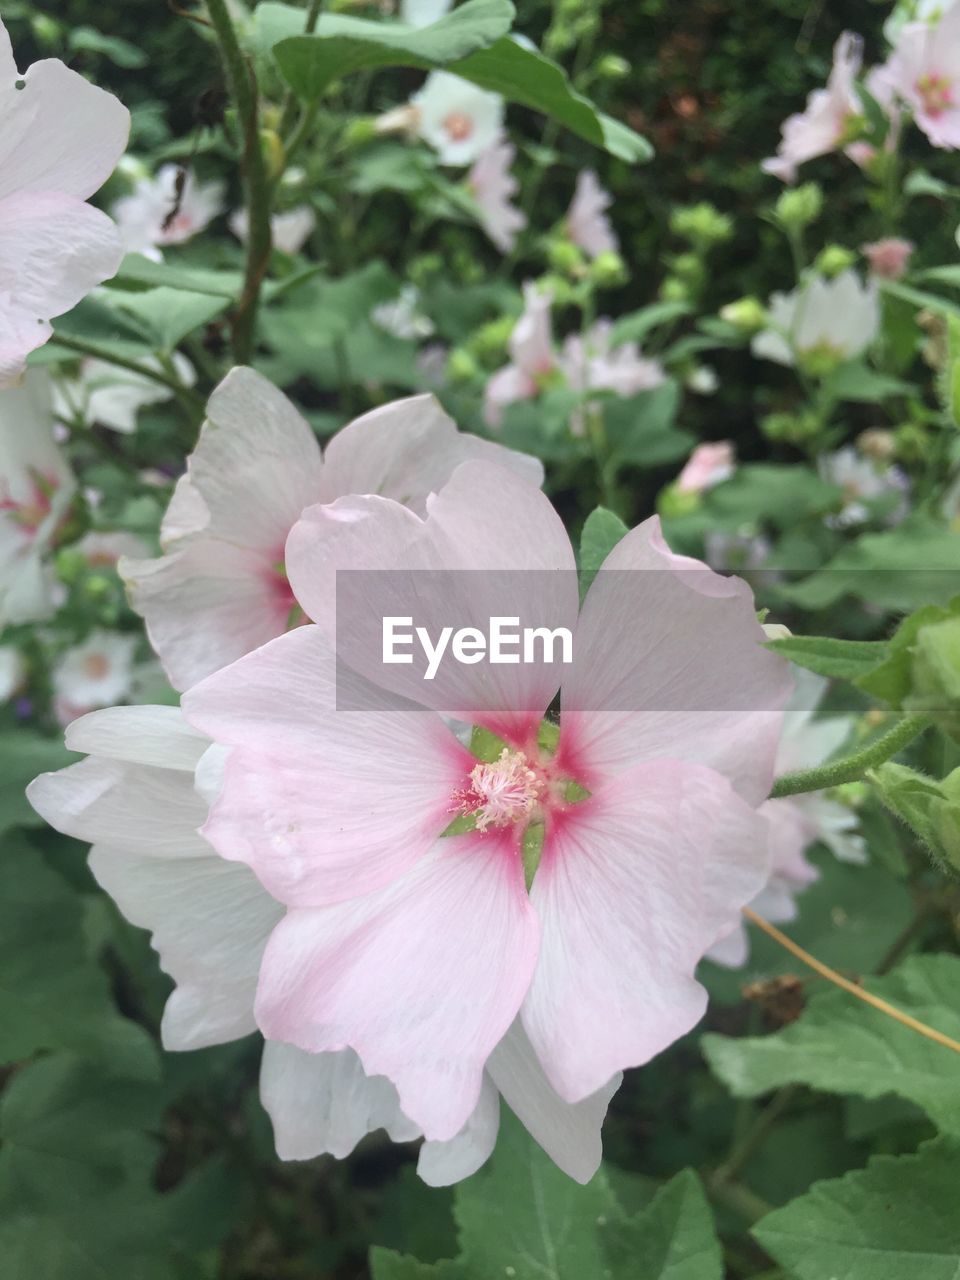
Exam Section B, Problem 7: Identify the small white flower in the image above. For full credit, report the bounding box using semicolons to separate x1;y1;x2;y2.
52;630;138;726
112;163;225;257
229;205;316;255
410;72;504;166
467;139;526;253
371;285;435;339
565;170;618;259
818;446;910;527
752;270;880;368
54;355;196;434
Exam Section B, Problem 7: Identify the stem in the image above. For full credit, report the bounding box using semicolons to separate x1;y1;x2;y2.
706;1175;774;1225
277;0;324;138
743;907;960;1057
206;0;272;364
713;1086;798;1187
768;715;928;798
51;334;205;414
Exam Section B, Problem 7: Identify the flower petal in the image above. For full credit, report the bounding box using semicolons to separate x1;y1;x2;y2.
64;705;209;771
560;516;791;803
259;1041;418;1161
522;760;769;1102
254;832;539;1141
417;1074;500;1186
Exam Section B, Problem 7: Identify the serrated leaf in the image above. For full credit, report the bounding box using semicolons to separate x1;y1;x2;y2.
703;954;960;1135
600;1170;723;1280
753;1139;960;1280
765;634;889;681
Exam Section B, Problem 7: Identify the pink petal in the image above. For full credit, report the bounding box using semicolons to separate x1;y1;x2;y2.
183;624;471;906
254;832;539;1141
320;392;543;514
0;53;129;202
522;760;770;1102
560;516;791;803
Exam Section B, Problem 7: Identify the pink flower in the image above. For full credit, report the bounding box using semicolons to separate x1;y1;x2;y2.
676;441;735;494
121;368;543;690
861;236;914;279
762;33;863;182
178;463;790;1143
709;671;865;967
873;4;960;148
484;284;555;427
0;18;129;385
468;139;527;253
27;704;628;1185
566;170;619;258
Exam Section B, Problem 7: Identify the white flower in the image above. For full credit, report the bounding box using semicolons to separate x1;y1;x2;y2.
709;670;865;968
560;319;665;399
752;270;880;368
371;285;435;339
872;1;960;148
410;72;504;166
54;354;196;434
229;205;316;255
75;530;151;568
0;372;76;627
467;139;526;253
762;33;863;182
0;18;129;385
52;630;138;726
818;446;910;527
112;164;225;258
27;705;621;1186
884;0;947;42
401;0;453;24
565;170;619;259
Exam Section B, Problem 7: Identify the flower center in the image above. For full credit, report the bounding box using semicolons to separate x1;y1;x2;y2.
0;468;58;538
916;72;953;117
454;748;544;832
83;654;110;680
443;111;474;142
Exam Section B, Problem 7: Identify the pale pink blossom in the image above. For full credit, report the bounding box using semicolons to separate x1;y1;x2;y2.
560;320;665;399
468;139;527;253
818;446;910;526
229;205;316;255
121;368;543;691
484;284;556;427
172;463;790;1145
409;72;504;166
0;19;129;385
52;629;138;726
861;236;914;279
762;33;864;182
709;671;865;967
0;371;76;626
873;3;960;148
112;164;225;257
752;271;880;368
27;704;627;1185
676;442;736;495
565;170;619;258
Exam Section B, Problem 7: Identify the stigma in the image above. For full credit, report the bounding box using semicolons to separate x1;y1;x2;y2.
455;748;543;832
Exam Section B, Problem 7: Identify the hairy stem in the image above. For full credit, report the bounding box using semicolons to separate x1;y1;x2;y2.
769;714;928;798
206;0;272;364
744;907;960;1057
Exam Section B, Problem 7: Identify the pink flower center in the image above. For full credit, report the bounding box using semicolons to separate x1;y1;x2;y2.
454;748;544;832
83;653;111;680
0;469;58;539
916;72;953;117
443;111;475;142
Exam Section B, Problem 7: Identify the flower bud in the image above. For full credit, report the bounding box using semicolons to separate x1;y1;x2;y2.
857;427;897;461
588;250;628;288
870;763;960;872
343;116;379;147
774;182;823;230
259;129;285;181
447;348;479;382
813;244;857;278
670;202;733;247
659;277;689;304
596;54;630;80
657;484;701;518
547;239;586;277
720;296;767;332
893;421;931;463
469;317;515;361
906;614;960;739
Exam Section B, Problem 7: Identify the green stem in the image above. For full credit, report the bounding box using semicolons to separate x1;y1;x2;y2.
206;0;272;365
51;334;205;414
706;1175;774;1225
277;0;324;138
769;715;928;799
713;1086;799;1186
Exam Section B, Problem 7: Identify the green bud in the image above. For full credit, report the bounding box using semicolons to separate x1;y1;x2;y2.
408;253;443;286
760;409;820;445
84;574;113;601
55;548;87;586
870;762;960;872
906;614;960;738
447;348;479;382
469;316;515;361
547;239;586;276
774;182;823;230
588;250;628;288
259;128;285;182
657;484;701;518
595;54;630;81
659;277;689;304
342;116;378;147
720;296;768;333
894;421;931;463
30;14;61;45
669;252;705;289
797;340;845;380
539;273;578;307
813;244;858;278
670;202;733;247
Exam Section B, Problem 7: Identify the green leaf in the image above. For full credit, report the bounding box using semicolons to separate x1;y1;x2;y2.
0;733;75;836
600;1170;723;1280
579;507;628;599
778;519;960;612
0;835;158;1074
857;600;960;707
603;381;693;471
881;279;960;322
703;954;960;1136
608;300;692;347
112;253;242;299
68;26;148;68
821;360;916;404
271;0;515;97
108;287;229;352
705;463;838;529
753;1139;960;1280
765;634;889;681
